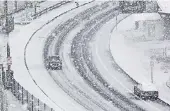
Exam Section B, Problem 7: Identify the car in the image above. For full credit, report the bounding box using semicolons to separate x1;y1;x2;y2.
46;55;62;70
134;83;158;100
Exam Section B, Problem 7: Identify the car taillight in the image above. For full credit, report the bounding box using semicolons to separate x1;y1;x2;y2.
154;92;158;95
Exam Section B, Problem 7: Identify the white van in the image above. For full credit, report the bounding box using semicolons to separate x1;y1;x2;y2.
134;83;158;100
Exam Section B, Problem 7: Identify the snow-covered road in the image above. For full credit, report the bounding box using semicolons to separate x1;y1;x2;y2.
69;5;144;111
109;13;170;111
8;1;170;111
41;2;170;111
44;2;118;111
9;2;82;110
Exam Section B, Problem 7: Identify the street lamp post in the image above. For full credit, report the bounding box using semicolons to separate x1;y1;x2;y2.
164;47;167;57
150;58;154;83
115;10;119;31
116;14;118;30
14;0;17;12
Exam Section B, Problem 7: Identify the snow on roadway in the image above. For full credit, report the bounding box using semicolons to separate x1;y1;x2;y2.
36;1;61;13
25;2;116;111
90;12;170;111
14;1;66;24
60;23;116;110
110;13;161;84
25;3;100;111
9;1;104;111
6;91;27;111
52;4;119;110
157;0;170;13
9;2;77;111
110;13;170;108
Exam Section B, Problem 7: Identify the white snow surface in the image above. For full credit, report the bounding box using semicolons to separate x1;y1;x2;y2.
139;83;158;91
110;13;161;84
24;2;101;111
3;1;170;111
9;2;77;111
6;91;27;111
110;13;170;105
89;14;164;111
36;1;61;13
110;32;151;84
24;2;115;111
157;0;170;13
14;1;62;24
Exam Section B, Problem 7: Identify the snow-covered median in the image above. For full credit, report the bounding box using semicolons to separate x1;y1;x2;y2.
110;13;162;84
110;31;151;84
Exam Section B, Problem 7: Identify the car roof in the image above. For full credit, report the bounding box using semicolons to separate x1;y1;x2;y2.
138;82;158;91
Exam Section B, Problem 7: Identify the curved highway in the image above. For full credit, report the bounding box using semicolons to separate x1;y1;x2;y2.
44;2;117;111
42;1;170;111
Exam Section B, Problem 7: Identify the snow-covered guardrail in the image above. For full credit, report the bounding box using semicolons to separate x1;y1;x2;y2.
7;77;54;111
15;1;72;25
0;81;8;111
32;1;71;19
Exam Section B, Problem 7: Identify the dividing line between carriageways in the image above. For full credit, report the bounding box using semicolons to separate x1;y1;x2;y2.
23;1;94;111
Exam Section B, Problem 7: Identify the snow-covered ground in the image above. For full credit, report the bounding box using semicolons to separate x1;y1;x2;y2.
9;2;77;111
25;2;99;111
8;1;104;111
157;0;170;13
3;1;170;111
6;91;27;111
87;12;170;110
14;1;63;24
110;13;170;106
36;1;61;13
25;2;118;111
0;1;26;16
54;3;121;111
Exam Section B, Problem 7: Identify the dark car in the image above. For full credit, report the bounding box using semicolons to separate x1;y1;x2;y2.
46;56;62;70
134;83;158;100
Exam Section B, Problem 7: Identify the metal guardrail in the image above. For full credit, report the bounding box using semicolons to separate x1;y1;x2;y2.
0;67;8;111
15;1;72;25
32;1;71;19
1;70;55;111
0;88;8;111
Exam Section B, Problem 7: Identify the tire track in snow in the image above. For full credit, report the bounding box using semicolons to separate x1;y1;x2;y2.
24;1;95;111
70;8;145;111
44;3;115;111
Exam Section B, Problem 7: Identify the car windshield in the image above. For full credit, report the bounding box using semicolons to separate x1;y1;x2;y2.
49;56;60;61
143;91;158;95
51;61;57;64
